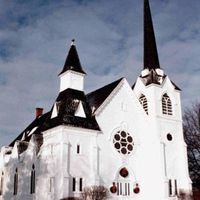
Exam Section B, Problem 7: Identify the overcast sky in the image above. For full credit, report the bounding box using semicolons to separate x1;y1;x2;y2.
0;0;200;147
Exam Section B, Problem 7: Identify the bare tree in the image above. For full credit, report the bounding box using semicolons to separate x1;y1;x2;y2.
183;102;200;199
183;103;200;187
178;189;193;200
81;185;108;200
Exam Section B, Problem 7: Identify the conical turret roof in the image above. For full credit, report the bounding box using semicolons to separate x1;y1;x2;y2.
59;39;86;75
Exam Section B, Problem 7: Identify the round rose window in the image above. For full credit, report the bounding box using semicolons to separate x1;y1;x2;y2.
113;131;134;155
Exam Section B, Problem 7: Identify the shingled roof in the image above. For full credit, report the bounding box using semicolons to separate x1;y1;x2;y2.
41;88;100;131
9;112;50;147
9;77;126;147
59;40;86;75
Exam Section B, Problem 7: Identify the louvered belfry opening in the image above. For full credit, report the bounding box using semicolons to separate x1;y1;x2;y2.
162;93;173;115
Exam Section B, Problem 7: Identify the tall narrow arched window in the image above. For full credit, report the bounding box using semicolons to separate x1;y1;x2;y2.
168;179;172;196
162;93;173;115
14;168;18;195
30;164;35;194
139;94;148;114
0;172;4;195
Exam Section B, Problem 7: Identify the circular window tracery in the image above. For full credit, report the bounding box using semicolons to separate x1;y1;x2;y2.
113;131;134;155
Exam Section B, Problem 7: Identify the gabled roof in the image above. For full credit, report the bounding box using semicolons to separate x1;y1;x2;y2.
144;0;160;69
86;78;123;113
171;80;181;91
132;82;136;89
59;40;86;75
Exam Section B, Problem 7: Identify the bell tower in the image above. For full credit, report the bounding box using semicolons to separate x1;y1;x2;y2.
133;0;181;118
133;0;192;198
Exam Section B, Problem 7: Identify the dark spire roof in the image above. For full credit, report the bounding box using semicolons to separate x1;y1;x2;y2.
59;39;86;75
144;0;160;69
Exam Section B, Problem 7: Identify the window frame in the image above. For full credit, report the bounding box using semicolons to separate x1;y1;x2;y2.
49;177;55;193
174;179;178;195
30;164;35;194
79;178;83;192
77;144;80;154
139;94;148;115
162;93;173;116
14;168;18;195
72;177;76;192
168;179;172;196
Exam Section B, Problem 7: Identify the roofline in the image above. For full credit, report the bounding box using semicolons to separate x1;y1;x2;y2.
9;112;50;147
58;69;87;77
42;124;102;135
139;75;181;92
94;78;125;116
87;77;124;96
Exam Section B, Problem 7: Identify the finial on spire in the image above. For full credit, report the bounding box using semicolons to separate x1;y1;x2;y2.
144;0;160;69
71;39;75;46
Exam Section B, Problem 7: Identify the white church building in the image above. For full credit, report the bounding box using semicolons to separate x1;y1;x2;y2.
0;0;192;199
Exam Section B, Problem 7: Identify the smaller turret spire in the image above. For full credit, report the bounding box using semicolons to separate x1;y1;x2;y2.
144;0;160;69
59;39;86;75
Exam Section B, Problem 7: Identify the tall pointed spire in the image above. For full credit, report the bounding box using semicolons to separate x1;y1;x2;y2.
59;39;86;75
144;0;160;69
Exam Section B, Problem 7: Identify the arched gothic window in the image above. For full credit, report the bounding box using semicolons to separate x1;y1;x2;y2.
162;93;173;115
0;172;4;195
139;94;148;114
30;164;35;194
14;168;18;195
116;168;130;196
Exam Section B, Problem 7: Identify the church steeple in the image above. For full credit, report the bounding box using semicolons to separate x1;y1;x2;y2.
137;0;165;87
59;39;86;75
59;40;86;92
144;0;160;69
